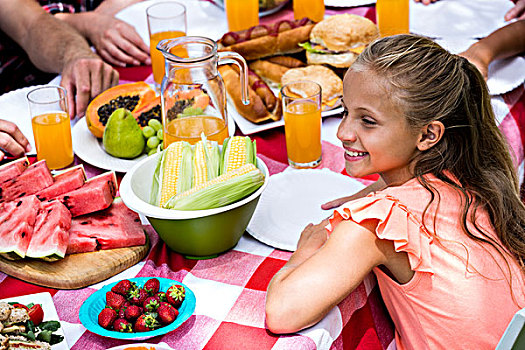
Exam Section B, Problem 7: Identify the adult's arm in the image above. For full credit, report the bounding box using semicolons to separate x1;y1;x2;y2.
55;0;151;67
0;0;119;117
460;20;525;79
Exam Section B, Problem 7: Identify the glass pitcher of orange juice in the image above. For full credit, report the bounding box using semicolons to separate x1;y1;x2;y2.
157;36;249;146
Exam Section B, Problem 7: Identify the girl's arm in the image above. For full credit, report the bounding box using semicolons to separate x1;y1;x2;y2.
265;218;389;333
460;20;525;79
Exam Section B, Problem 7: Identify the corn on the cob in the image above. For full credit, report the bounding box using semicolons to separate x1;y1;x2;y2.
220;136;257;174
164;163;264;210
150;141;193;207
192;137;220;187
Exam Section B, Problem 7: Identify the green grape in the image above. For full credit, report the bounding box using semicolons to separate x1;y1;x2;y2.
142;126;155;139
148;148;158;156
157;129;163;141
148;119;162;132
147;136;160;149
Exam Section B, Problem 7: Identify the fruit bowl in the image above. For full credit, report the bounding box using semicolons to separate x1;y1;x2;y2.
120;151;269;258
79;277;196;340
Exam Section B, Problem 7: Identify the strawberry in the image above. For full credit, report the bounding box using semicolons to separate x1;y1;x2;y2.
98;307;117;329
166;285;185;308
118;301;131;318
158;303;178;325
128;288;148;305
106;291;126;310
143;296;160;312
113;318;133;332
143;278;160;296
111;279;136;296
134;314;160;332
156;292;167;302
124;304;142;321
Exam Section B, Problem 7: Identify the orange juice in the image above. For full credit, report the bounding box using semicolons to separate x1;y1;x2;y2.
284;100;322;166
376;0;409;37
164;116;228;146
293;0;325;22
31;112;73;169
150;30;186;85
225;0;259;32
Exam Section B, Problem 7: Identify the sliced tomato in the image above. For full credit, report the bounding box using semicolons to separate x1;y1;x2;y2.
28;304;44;326
11;303;29;310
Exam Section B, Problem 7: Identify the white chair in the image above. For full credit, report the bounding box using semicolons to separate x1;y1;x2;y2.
496;308;525;350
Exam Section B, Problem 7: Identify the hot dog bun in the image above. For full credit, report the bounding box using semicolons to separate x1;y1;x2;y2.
218;65;282;124
218;18;316;61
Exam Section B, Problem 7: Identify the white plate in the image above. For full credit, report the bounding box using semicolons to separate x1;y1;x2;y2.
0;292;69;350
325;0;375;7
247;168;365;251
115;0;228;45
72;116;235;173
0;85;50;156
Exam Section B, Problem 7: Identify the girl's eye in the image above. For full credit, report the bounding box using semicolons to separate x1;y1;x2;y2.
361;116;376;126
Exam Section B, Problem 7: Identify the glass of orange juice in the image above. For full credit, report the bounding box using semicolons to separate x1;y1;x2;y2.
146;1;187;90
281;80;322;169
27;86;73;170
293;0;325;22
376;0;409;37
224;0;259;32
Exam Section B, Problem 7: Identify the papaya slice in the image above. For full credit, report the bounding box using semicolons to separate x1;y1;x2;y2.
165;89;211;120
133;96;162;127
86;82;156;138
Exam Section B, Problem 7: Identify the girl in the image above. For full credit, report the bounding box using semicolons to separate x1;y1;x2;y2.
265;35;525;349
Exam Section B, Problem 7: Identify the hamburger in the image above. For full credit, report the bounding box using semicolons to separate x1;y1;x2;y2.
300;14;379;68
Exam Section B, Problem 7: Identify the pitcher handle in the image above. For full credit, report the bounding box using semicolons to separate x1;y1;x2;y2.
218;51;250;105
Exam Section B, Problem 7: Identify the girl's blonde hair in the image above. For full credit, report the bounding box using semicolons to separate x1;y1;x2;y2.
352;34;525;273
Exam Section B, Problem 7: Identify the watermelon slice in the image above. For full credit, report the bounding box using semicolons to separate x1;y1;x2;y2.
0;157;29;185
56;171;117;217
36;165;86;201
0;195;42;259
26;200;72;261
67;198;145;254
0;160;53;203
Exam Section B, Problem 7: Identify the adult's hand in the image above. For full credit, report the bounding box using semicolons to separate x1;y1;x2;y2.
0;120;31;158
86;14;151;67
60;54;119;118
505;0;525;21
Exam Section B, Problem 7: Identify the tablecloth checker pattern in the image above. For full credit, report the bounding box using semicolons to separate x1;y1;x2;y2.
5;231;390;350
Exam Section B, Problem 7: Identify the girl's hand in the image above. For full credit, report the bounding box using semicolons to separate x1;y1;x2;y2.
413;0;440;5
505;0;525;21
294;219;330;261
321;196;355;210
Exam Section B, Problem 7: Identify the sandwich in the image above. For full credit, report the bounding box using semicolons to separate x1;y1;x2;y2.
300;14;379;68
281;65;343;108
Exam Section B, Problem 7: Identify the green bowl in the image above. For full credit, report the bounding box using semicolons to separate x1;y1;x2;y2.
120;151;269;258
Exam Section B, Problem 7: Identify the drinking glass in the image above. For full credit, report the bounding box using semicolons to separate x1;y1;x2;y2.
293;0;325;22
147;1;187;89
281;80;322;169
27;86;74;170
225;0;259;32
376;0;409;37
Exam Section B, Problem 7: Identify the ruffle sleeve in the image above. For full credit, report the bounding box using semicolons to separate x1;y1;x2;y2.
327;193;434;275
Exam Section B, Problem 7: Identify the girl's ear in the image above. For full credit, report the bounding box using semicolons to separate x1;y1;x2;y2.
417;121;444;151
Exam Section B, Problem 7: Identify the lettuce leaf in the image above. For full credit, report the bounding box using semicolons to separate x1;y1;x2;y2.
298;42;327;54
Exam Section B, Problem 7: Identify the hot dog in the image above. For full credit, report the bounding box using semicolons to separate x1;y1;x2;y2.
218;18;316;61
219;65;282;124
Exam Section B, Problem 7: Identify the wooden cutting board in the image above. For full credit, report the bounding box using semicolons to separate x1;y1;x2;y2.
0;238;150;289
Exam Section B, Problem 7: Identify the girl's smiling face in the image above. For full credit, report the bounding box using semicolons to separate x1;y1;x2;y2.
337;68;422;186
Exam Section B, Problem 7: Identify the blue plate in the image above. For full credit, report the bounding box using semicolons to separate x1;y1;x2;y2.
79;277;196;340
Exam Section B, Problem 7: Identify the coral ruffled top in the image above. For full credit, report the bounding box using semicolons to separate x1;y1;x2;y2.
327;175;525;350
